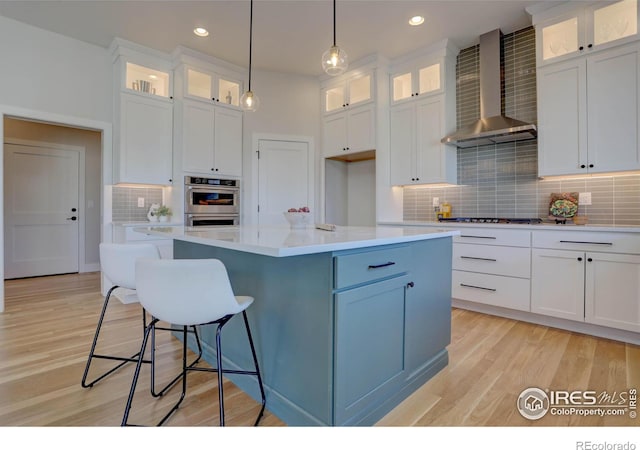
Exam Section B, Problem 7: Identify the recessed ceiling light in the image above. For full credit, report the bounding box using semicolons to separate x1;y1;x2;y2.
194;27;209;37
409;15;425;26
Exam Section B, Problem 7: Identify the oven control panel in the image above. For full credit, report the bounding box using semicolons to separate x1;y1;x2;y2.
185;176;239;187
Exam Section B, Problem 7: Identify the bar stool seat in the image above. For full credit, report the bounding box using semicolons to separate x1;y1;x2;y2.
121;258;266;427
82;243;202;397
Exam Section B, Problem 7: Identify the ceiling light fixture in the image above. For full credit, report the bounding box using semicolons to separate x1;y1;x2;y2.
193;27;209;37
240;0;260;112
322;0;348;76
409;15;425;26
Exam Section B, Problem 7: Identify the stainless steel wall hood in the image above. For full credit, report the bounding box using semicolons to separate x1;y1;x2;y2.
441;29;537;148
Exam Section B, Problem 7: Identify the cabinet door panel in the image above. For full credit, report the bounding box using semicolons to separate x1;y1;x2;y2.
389;104;415;185
416;97;445;183
587;44;640;173
323;113;347;157
347;105;375;152
531;248;585;321
213;108;242;177
537;59;587;176
585;252;640;332
120;94;173;184
334;275;408;425
182;102;215;174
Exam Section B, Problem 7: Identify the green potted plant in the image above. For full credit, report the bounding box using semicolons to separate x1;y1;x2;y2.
156;205;172;222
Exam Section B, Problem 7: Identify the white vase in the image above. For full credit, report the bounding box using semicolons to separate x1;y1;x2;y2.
159;215;169;223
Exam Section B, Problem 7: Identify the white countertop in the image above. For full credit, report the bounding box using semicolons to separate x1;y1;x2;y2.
380;220;640;233
112;221;183;227
133;225;459;257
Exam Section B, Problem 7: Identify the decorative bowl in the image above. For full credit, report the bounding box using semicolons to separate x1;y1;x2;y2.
283;212;312;229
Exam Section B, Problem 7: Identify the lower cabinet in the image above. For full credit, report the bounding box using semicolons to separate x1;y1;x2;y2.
332;238;452;425
334;274;409;425
531;231;640;333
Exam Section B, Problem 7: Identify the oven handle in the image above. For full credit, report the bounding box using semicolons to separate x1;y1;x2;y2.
186;185;239;192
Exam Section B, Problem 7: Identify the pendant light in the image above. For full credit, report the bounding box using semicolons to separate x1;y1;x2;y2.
240;0;260;112
322;0;348;76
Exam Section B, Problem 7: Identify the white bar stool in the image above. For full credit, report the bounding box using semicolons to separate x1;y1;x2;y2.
121;258;266;427
82;243;202;397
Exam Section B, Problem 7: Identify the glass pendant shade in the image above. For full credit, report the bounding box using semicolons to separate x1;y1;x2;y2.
322;45;348;76
240;90;260;112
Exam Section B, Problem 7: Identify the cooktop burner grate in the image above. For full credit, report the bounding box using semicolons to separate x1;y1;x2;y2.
437;217;543;224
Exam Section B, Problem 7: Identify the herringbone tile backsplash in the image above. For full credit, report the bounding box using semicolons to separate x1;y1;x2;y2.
403;26;640;225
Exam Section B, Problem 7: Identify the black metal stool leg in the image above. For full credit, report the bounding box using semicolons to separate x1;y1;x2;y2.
121;318;156;426
215;322;225;426
242;311;266;426
82;286;146;388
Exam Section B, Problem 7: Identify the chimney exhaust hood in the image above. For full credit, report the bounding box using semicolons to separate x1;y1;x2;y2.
441;29;537;148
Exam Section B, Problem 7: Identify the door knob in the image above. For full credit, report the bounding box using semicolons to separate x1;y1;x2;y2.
66;216;77;221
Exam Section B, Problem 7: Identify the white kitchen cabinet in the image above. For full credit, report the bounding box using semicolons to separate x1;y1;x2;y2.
181;100;242;177
323;103;375;158
115;92;174;185
451;228;532;312
390;60;442;104
183;65;243;109
531;230;640;333
390;94;456;185
537;42;640;176
322;70;373;114
111;41;174;185
533;0;639;67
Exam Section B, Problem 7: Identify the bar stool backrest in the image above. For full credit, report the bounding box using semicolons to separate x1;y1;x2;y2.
99;243;160;290
135;258;244;326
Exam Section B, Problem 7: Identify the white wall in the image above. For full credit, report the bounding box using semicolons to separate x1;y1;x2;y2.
242;69;321;224
0;15;112;122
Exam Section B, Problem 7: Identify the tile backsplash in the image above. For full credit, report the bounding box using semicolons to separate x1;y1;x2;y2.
403;26;640;226
112;186;163;222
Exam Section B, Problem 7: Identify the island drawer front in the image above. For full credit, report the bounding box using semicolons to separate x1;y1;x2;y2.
532;231;640;254
453;243;530;278
453;228;531;247
334;245;411;289
452;270;530;312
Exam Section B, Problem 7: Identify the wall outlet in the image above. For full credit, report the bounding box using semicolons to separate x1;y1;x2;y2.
579;192;592;206
432;197;440;207
137;197;145;208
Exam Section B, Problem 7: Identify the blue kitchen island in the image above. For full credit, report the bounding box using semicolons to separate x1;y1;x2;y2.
137;224;458;426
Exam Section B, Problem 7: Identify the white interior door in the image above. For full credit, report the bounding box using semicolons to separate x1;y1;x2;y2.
4;143;80;279
257;139;312;226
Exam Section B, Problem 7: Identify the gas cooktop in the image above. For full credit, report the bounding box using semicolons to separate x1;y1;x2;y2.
438;217;543;224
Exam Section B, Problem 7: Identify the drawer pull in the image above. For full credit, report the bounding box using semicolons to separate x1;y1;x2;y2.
460;283;496;292
460;256;497;262
368;261;396;269
460;235;497;240
559;240;613;245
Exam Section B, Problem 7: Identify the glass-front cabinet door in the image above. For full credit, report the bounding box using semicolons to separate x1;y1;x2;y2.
186;67;242;108
125;62;171;98
391;62;441;104
323;71;373;114
538;0;638;65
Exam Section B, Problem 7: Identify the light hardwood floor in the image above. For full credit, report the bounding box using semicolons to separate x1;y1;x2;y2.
0;271;638;427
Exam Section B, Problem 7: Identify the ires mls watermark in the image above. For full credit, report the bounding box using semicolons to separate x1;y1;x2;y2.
517;387;637;420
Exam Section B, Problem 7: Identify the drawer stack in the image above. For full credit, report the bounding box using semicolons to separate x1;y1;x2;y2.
452;228;532;311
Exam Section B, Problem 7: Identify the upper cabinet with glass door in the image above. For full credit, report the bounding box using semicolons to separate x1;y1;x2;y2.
534;0;638;66
391;60;442;104
123;62;172;99
184;66;244;109
322;71;374;114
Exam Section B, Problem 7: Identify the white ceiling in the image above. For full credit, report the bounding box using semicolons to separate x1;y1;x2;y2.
0;0;553;76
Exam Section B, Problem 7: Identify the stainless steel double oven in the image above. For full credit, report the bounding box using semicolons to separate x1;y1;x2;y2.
184;176;239;227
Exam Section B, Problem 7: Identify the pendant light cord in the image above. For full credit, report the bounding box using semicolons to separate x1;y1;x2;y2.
248;0;253;91
333;0;336;46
